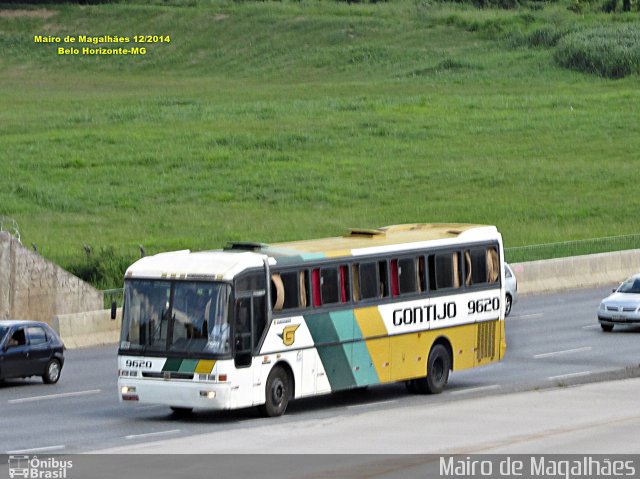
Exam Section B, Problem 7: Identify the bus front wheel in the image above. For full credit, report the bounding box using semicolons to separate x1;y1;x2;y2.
259;366;290;417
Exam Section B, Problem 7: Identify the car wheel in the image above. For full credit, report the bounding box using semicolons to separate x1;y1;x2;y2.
42;359;61;384
259;366;290;417
601;324;614;332
505;294;512;316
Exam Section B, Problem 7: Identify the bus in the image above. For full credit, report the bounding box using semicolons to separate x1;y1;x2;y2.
117;223;506;417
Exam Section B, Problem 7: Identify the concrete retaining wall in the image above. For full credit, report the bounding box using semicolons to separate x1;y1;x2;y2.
0;232;103;324
53;308;122;349
512;249;640;295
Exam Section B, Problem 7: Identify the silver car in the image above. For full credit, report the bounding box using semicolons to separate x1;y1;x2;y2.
598;274;640;332
504;263;518;316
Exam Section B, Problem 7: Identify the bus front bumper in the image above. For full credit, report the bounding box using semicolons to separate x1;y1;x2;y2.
118;377;233;410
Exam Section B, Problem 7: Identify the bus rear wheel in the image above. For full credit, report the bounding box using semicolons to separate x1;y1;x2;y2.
413;344;451;394
259;366;290;417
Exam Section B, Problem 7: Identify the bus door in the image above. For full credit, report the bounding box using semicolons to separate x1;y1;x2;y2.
233;271;268;406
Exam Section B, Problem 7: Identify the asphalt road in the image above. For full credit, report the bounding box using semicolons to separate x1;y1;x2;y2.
1;284;639;455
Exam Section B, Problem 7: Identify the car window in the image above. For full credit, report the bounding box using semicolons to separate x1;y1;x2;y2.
8;328;27;347
0;326;8;343
618;278;640;294
27;326;48;345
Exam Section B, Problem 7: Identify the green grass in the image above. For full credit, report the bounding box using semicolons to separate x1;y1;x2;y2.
1;0;639;288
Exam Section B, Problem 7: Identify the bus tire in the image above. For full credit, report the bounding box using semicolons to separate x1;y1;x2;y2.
416;344;450;394
259;366;290;417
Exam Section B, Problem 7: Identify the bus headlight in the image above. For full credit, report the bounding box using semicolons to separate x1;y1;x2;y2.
199;390;216;399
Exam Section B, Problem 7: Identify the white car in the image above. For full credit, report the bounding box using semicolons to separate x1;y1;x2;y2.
504;263;518;316
598;274;640;332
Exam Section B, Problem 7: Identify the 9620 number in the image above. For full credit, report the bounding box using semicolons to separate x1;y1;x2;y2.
468;297;500;314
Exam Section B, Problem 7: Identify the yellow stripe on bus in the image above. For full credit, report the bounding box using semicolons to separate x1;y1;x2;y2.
354;306;387;337
195;360;216;374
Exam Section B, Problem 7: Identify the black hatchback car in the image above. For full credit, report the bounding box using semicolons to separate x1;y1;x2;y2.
0;320;65;384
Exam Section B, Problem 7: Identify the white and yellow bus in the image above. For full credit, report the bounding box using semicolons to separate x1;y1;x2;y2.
117;223;506;416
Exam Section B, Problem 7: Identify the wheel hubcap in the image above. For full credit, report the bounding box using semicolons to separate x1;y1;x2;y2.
272;379;284;405
49;362;60;382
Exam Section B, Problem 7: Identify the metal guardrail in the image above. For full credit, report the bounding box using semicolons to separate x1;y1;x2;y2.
505;233;640;263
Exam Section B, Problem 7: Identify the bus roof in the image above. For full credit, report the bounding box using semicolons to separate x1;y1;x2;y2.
125;224;500;280
237;223;500;265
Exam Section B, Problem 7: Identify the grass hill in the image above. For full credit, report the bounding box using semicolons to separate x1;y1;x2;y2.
1;0;639;287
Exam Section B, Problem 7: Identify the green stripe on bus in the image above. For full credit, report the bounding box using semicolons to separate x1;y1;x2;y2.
351;341;380;386
305;312;339;344
329;310;357;342
316;344;356;391
178;359;199;373
162;358;182;372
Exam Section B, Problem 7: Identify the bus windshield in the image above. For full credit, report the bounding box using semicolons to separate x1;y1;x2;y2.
120;279;231;355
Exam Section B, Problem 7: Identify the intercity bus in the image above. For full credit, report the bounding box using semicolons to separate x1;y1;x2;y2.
117;223;506;416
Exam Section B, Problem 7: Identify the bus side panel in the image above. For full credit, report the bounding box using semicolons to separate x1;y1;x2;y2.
316;343;357;390
363;337;391;383
351;339;382;387
389;332;428;381
443;322;477;371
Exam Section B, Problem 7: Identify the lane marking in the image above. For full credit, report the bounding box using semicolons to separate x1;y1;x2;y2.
347;400;398;410
581;324;600;330
548;371;592;381
8;389;102;404
124;429;181;440
6;445;65;454
533;346;592;359
450;385;500;395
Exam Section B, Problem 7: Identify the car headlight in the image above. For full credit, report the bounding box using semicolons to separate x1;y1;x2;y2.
599;302;606;311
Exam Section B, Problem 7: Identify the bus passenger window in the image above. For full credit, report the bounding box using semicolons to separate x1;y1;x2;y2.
378;261;389;297
300;270;309;307
398;258;418;294
465;247;499;286
390;260;400;297
486;247;499;283
312;269;321;307
320;267;339;304
352;264;361;301
271;274;285;311
339;265;350;303
358;262;379;300
429;253;461;290
280;271;300;309
418;256;426;292
467;249;488;285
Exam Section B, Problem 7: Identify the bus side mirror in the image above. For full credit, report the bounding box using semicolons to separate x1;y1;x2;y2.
110;301;117;320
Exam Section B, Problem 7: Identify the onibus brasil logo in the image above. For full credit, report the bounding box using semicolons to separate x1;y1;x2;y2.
8;456;72;479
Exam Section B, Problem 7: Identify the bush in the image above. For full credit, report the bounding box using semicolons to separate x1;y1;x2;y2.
554;25;640;78
527;25;572;47
65;247;135;290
